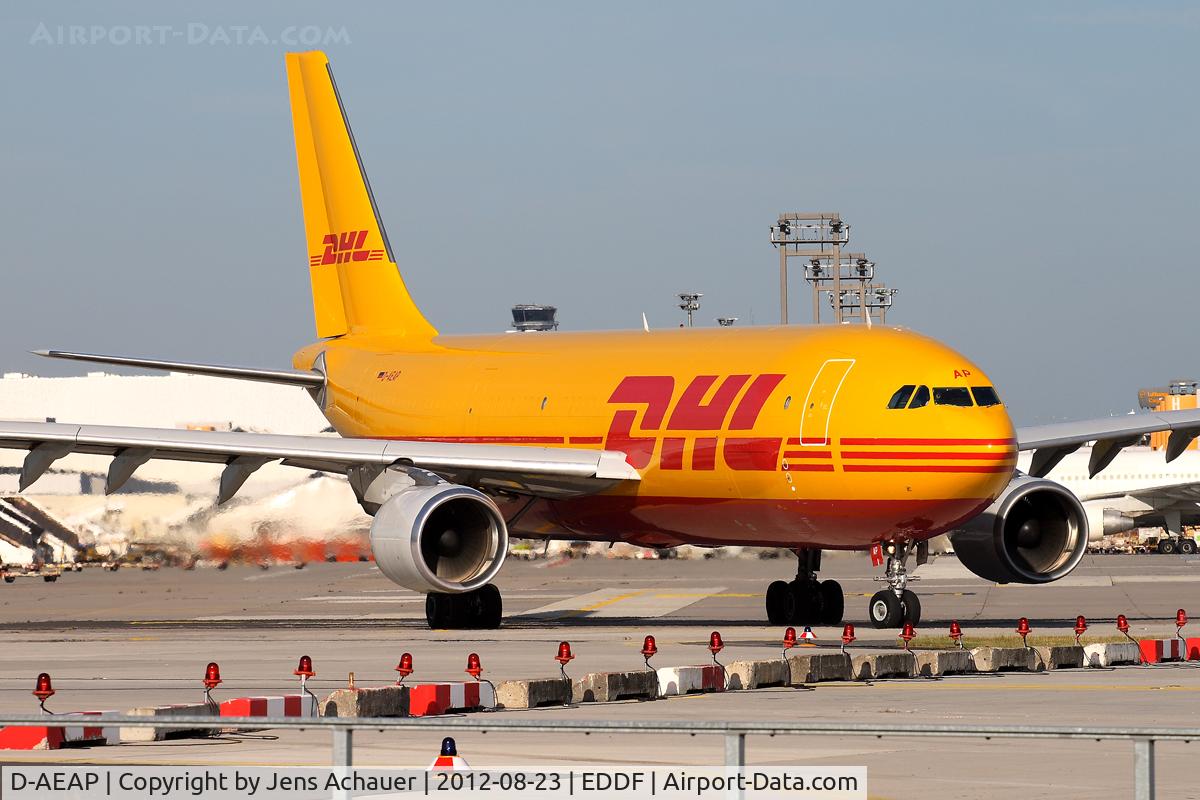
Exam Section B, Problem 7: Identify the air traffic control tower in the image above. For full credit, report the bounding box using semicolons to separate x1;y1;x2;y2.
510;304;559;332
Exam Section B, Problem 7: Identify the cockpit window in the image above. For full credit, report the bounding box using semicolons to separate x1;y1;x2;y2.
887;385;916;409
971;386;1002;407
909;385;930;408
933;387;973;407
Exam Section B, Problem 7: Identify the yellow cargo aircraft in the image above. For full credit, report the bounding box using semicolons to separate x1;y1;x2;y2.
11;52;1200;629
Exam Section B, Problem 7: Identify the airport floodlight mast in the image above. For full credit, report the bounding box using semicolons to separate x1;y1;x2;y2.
716;316;738;327
802;253;875;324
678;292;702;327
829;284;898;324
769;213;849;324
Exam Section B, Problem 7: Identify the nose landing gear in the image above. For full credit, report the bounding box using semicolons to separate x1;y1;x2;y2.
868;540;921;629
764;548;844;626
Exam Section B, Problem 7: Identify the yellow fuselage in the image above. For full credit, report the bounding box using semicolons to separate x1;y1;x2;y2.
294;324;1015;549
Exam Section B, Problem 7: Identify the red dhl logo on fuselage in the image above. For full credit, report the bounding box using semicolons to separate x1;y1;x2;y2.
309;230;385;267
606;374;785;471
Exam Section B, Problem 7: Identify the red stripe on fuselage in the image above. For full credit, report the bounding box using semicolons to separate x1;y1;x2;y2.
843;450;1016;460
840;437;1017;446
782;450;832;459
843;464;1013;473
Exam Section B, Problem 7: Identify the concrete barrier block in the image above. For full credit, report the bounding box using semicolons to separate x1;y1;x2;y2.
656;665;725;696
122;703;217;742
851;651;915;680
495;677;571;709
573;670;658;703
725;658;790;690
787;652;852;683
1083;642;1140;667
970;647;1035;672
321;686;408;718
1032;645;1085;671
914;649;974;677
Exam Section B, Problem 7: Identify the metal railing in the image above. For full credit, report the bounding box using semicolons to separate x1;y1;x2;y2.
4;715;1196;800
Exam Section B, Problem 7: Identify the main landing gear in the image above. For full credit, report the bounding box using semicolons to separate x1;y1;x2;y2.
765;549;844;626
868;540;921;629
425;584;503;629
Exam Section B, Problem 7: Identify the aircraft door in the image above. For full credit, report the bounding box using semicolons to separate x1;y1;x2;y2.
799;359;855;445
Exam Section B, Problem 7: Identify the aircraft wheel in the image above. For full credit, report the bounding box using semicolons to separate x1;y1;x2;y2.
43;575;57;583
765;580;793;625
426;586;503;629
3;576;14;584
901;590;921;625
426;592;456;629
819;579;844;625
1159;539;1177;555
869;590;903;628
474;584;503;629
790;581;823;626
1180;539;1197;555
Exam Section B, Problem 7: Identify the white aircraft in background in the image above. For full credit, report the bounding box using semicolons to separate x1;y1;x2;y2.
1017;446;1200;554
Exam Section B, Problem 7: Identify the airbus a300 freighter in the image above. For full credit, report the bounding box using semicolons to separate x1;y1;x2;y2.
9;52;1200;629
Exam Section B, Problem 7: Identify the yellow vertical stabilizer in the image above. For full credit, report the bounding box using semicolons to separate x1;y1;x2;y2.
285;51;437;342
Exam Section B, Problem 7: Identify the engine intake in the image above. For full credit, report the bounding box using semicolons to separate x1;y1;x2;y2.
369;482;508;594
949;474;1087;584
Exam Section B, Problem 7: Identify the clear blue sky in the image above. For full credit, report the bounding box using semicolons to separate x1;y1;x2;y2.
2;2;1197;424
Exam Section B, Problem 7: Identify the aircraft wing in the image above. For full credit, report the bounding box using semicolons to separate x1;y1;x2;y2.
0;421;639;502
1078;481;1200;504
1017;408;1200;478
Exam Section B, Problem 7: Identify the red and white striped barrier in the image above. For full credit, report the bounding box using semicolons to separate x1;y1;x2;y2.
656;665;725;697
0;711;120;750
408;682;495;717
1138;639;1185;664
219;695;316;718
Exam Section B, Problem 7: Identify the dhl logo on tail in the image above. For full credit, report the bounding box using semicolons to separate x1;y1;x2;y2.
309;229;385;267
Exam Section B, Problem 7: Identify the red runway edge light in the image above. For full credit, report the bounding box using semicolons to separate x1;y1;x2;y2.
294;655;315;679
395;653;413;680
1177;609;1188;628
949;620;963;644
465;653;483;680
1074;615;1088;637
708;631;725;656
641;635;658;666
1117;614;1131;634
899;623;916;650
783;627;798;650
555;641;575;666
841;624;856;646
203;662;222;690
33;672;54;702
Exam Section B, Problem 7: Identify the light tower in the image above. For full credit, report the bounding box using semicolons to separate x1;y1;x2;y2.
716;316;738;327
769;213;850;324
678;292;702;327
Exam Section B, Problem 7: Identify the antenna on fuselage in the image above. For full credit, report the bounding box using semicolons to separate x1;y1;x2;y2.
642;312;650;332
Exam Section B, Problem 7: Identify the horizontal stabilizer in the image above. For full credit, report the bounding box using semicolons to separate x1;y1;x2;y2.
32;350;324;389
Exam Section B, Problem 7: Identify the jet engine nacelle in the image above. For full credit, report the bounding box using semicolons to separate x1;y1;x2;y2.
949;474;1088;584
369;482;508;594
1083;503;1137;541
